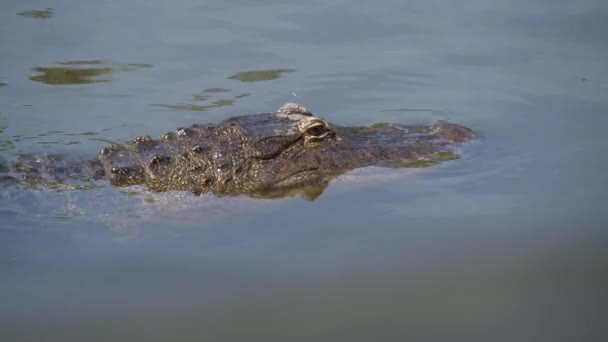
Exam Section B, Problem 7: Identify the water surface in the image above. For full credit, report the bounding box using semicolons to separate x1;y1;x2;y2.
1;0;607;341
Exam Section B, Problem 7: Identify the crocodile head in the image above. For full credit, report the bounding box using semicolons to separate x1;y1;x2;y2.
98;103;472;199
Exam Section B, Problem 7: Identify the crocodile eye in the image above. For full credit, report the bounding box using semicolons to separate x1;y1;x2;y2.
305;124;330;138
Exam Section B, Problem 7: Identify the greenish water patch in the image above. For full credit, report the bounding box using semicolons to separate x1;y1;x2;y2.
192;94;213;101
126;63;154;68
151;87;248;111
431;150;459;161
125;190;142;197
202;87;231;93
369;123;396;129
30;60;153;85
212;99;236;106
150;99;235;112
30;66;112;85
228;69;295;82
17;8;53;19
63;131;99;136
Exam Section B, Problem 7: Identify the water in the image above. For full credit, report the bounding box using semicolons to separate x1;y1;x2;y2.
1;0;607;340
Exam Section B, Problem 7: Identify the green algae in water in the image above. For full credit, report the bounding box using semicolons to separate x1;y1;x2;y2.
151;94;242;111
150;103;220;111
202;87;231;93
191;94;213;101
125;191;142;197
30;66;112;84
126;63;153;68
228;69;295;82
29;61;153;85
212;99;236;106
150;99;236;111
17;8;53;19
431;151;459;161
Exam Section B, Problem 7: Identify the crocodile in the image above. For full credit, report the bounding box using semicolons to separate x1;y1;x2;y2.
0;103;473;199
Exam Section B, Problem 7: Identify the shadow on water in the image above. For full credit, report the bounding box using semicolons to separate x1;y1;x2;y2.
149;68;295;111
17;8;54;19
29;60;152;85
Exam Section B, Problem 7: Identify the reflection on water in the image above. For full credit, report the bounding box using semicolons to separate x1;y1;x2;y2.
150;97;246;111
202;87;231;93
150;87;250;111
191;88;229;101
228;69;296;82
0;118;118;153
17;8;54;19
0;119;11;151
149;69;294;111
2;130;101;147
29;60;152;85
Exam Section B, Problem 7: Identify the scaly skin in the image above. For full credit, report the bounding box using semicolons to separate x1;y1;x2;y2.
2;103;473;198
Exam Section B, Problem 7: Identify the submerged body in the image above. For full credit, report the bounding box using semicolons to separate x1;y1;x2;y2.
1;103;473;199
